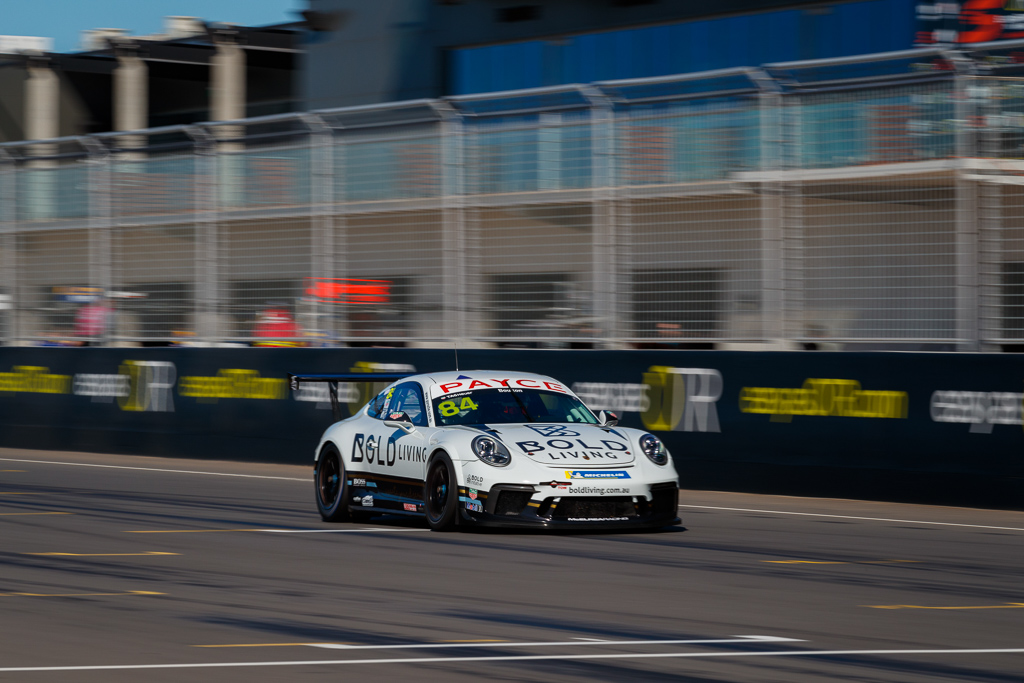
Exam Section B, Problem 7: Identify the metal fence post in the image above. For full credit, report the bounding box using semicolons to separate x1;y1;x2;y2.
781;89;805;346
81;137;112;345
187;126;219;345
437;101;466;342
0;149;16;344
949;52;981;351
583;86;618;348
331;116;349;344
749;68;784;345
974;73;1002;350
302;114;334;344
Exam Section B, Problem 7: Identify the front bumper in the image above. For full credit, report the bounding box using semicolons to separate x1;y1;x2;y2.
457;482;680;530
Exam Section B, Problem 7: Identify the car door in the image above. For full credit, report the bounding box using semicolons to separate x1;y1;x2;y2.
346;387;389;511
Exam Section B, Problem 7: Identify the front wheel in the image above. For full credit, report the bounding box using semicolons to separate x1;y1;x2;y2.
314;444;352;522
424;453;458;531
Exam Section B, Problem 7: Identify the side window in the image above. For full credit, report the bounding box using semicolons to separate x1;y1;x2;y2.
366;389;389;420
388;382;428;426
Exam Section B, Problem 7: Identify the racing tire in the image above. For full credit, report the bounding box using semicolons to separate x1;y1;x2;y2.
314;444;353;523
424;452;458;532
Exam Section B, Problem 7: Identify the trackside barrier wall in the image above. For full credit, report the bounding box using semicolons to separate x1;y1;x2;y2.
1;348;1021;509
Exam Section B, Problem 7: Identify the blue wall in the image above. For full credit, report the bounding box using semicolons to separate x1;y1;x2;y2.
450;0;917;95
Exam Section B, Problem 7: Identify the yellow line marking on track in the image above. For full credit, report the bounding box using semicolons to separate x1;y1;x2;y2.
867;603;1024;610
124;529;259;534
0;492;41;495
0;590;163;598
0;512;72;516
25;552;179;557
765;560;919;565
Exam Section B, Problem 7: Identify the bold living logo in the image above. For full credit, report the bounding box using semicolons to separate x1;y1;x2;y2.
524;425;580;438
640;366;722;433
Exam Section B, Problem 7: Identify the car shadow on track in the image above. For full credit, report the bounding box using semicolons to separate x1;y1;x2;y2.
350;513;687;536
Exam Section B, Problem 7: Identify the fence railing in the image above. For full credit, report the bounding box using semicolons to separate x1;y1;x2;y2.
5;45;1024;350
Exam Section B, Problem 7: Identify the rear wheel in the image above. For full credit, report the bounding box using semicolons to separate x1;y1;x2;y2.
314;444;352;522
424;453;458;531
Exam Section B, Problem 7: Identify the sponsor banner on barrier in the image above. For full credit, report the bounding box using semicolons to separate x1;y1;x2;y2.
739;378;908;421
0;366;71;394
0;348;1020;506
640;367;722;433
930;390;1024;433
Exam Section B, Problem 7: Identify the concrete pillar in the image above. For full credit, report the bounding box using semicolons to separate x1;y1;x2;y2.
211;33;245;122
211;30;245;210
114;45;147;132
23;56;58;221
24;56;58;143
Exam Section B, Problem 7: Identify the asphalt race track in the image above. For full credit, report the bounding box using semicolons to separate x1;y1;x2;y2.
1;448;1022;682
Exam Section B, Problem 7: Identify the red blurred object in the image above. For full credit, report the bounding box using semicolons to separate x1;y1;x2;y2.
253;307;303;347
75;301;112;338
306;278;390;304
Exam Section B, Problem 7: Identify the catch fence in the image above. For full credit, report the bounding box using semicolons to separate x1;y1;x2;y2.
3;43;1024;350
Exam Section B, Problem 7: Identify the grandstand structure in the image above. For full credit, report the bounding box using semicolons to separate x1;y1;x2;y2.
3;41;1024;351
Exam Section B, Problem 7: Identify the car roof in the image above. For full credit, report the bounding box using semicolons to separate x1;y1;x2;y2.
417;370;561;387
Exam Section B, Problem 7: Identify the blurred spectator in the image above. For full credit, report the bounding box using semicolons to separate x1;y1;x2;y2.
253;303;305;347
75;297;112;343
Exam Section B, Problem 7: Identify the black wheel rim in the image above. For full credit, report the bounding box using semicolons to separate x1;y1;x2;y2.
426;462;450;520
318;453;342;509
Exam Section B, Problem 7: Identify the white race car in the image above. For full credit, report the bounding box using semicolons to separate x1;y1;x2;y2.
289;370;680;531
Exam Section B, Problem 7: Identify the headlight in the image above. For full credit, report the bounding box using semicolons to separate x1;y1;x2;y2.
639;434;668;466
472;435;511;467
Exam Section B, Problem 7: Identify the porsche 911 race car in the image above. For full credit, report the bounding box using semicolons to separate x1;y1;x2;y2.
289;370;680;531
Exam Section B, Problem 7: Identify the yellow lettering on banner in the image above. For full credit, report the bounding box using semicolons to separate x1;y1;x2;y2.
178;369;288;401
739;379;908;420
0;366;71;394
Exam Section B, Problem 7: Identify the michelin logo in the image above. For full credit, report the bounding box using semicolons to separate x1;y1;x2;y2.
564;470;630;480
930;390;1023;434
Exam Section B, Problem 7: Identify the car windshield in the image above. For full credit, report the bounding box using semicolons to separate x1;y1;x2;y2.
431;387;599;426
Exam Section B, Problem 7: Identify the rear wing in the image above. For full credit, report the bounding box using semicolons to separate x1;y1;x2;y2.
288;373;414;422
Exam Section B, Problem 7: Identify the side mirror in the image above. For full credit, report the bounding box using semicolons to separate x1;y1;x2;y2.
599;410;619;427
384;411;416;433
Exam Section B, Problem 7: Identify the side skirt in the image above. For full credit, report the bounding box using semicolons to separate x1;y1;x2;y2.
345;470;425;515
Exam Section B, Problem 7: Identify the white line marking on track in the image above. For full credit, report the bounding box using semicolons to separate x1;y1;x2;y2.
0;458;308;482
679;505;1024;532
309;636;794;651
258;528;432;534
4;646;1024;672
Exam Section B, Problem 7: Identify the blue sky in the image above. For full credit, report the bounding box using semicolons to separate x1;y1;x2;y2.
0;0;307;52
